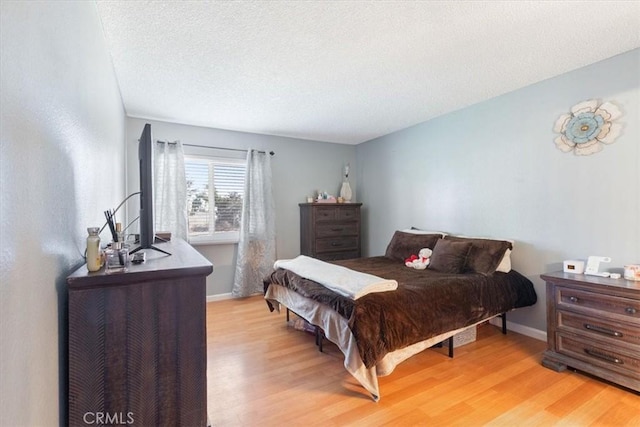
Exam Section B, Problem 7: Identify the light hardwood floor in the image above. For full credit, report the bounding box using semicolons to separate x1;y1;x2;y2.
206;296;640;426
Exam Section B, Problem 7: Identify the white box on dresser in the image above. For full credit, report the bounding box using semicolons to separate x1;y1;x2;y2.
541;272;640;393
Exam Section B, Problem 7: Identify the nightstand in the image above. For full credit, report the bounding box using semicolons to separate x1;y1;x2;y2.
540;271;640;392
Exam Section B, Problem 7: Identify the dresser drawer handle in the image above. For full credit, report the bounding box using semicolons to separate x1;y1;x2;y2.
331;242;343;247
331;228;344;232
584;323;623;338
584;348;623;365
569;296;579;303
625;307;637;315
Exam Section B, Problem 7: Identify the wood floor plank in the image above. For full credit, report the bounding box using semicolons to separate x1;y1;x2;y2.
207;296;640;426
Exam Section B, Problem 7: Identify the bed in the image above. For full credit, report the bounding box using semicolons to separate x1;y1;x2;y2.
263;230;538;401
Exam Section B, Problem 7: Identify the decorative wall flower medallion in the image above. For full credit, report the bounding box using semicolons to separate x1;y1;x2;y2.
553;99;622;155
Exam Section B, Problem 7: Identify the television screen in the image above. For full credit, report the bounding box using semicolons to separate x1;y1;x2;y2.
138;123;154;250
130;123;170;256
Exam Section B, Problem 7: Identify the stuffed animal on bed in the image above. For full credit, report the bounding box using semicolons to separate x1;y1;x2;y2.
404;248;432;270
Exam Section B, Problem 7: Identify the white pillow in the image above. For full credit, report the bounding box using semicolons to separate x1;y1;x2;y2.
496;248;512;273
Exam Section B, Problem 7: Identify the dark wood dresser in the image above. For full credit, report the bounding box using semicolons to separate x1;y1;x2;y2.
66;239;213;426
540;272;640;392
299;202;362;261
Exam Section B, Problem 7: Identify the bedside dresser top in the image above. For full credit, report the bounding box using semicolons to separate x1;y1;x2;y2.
541;271;640;292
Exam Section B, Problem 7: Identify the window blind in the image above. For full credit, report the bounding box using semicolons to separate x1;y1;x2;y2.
185;156;246;240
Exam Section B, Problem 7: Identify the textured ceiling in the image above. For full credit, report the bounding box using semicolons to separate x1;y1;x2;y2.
96;1;640;144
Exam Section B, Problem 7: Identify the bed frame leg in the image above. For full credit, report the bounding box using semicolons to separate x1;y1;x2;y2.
500;312;507;334
447;336;454;358
315;326;323;352
285;306;325;352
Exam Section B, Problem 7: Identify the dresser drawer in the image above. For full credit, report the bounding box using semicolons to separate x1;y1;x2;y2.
557;333;640;378
557;310;640;348
316;236;359;253
337;207;359;220
314;206;360;222
316;223;359;238
314;207;338;221
557;286;640;325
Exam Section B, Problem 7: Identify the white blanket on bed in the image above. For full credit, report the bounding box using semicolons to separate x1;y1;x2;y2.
273;255;398;300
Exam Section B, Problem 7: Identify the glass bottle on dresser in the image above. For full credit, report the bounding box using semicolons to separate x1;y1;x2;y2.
86;227;101;272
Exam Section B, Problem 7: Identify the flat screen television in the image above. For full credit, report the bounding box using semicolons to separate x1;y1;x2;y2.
130;123;170;256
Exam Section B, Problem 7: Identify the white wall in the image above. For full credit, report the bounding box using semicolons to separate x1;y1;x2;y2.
125;118;357;296
0;2;126;425
356;49;640;334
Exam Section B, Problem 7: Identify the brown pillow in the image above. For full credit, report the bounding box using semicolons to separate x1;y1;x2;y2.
444;236;513;274
427;240;472;273
384;231;442;261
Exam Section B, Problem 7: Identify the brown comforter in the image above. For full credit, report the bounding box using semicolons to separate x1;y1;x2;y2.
264;256;537;368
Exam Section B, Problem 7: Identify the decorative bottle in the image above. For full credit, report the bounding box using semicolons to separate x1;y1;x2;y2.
105;241;129;273
86;227;101;272
339;163;353;202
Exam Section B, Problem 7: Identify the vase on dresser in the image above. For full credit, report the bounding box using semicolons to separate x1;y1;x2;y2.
340;180;352;202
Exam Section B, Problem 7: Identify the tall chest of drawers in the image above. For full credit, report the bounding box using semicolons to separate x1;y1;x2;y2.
299;203;362;261
541;272;640;392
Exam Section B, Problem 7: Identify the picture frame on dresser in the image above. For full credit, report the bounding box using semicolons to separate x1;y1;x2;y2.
540;271;640;393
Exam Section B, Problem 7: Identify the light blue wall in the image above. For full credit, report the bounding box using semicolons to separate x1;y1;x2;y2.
356;49;640;333
125;117;357;296
0;1;126;425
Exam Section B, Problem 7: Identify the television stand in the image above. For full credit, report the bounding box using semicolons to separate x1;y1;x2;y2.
66;239;212;426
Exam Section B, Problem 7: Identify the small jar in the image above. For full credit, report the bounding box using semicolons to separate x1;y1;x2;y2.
86;227;101;272
105;241;129;273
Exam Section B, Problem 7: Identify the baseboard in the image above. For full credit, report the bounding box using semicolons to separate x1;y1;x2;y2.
206;293;233;302
489;317;547;342
206;291;264;302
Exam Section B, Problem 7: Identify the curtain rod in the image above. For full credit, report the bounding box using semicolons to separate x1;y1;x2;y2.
158;140;274;156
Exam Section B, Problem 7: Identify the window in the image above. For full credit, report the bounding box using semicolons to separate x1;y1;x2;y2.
185;155;246;244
